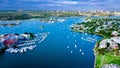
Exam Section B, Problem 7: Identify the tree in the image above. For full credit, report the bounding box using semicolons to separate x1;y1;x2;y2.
98;48;106;55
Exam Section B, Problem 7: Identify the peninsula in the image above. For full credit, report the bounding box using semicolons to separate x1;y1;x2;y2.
71;17;120;68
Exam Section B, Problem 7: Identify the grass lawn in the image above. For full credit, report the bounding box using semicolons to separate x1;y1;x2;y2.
96;53;120;68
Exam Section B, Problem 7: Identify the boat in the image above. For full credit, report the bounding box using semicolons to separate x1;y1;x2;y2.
29;46;33;50
0;32;35;53
75;44;77;48
19;49;23;53
0;23;21;26
40;25;45;28
67;46;69;49
79;49;82;52
82;52;84;55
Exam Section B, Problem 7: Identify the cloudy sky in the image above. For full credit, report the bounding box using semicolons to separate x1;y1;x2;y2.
0;0;120;11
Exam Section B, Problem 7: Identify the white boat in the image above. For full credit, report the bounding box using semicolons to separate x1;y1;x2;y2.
10;51;13;53
29;46;33;50
14;49;18;53
70;50;73;54
75;44;77;48
19;49;23;53
22;48;27;52
79;49;82;52
82;52;84;55
67;46;69;49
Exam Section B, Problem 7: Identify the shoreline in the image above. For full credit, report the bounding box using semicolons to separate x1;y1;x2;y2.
70;17;120;68
70;28;104;37
93;44;98;68
71;28;120;68
71;28;104;68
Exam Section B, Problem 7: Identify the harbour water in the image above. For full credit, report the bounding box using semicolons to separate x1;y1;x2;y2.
0;17;102;68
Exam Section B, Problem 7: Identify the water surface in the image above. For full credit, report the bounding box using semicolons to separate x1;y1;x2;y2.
0;17;101;68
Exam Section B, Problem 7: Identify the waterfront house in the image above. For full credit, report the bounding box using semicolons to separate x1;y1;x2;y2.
106;21;113;27
99;39;108;48
111;31;119;37
111;37;120;44
99;37;120;49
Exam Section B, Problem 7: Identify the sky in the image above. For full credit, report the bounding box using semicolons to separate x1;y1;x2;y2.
0;0;120;11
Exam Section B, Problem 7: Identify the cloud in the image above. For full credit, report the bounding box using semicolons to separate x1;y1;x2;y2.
34;4;62;7
60;1;79;5
0;0;119;11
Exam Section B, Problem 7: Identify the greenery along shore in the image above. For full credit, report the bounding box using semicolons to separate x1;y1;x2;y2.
0;11;82;20
71;17;120;68
0;10;117;20
71;18;120;38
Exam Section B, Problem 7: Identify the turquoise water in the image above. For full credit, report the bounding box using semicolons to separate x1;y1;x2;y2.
0;17;101;68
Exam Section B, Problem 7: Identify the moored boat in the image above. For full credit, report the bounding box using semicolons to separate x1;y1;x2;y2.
0;32;35;53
